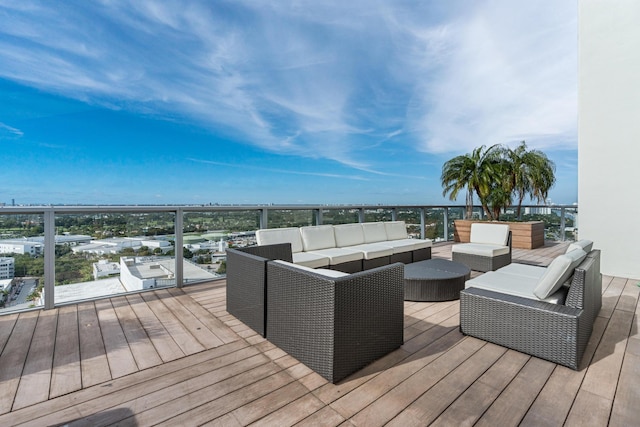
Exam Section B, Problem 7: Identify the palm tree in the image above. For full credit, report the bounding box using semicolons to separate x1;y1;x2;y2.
441;144;504;220
506;141;556;218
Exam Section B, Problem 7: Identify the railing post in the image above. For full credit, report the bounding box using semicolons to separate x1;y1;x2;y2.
358;208;365;223
314;209;323;225
175;208;184;288
391;208;397;221
420;208;426;240
43;209;55;310
443;207;449;241
560;207;566;241
259;208;268;229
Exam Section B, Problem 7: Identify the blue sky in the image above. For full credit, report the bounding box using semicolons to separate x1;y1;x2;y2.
0;1;578;206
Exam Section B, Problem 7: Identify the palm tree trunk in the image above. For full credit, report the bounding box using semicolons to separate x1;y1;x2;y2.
517;194;525;219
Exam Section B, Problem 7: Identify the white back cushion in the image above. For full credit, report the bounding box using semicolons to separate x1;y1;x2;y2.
256;227;303;253
333;223;365;247
566;239;593;254
385;221;408;240
362;222;388;243
470;223;510;246
300;225;336;251
533;248;587;299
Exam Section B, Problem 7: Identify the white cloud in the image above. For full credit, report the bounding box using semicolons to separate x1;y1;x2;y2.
402;0;577;154
0;0;577;166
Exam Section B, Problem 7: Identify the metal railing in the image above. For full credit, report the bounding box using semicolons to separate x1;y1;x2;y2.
0;204;577;313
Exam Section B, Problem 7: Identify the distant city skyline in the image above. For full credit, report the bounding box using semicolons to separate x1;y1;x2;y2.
0;1;578;206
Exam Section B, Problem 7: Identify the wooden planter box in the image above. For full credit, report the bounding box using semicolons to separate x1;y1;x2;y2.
453;220;545;249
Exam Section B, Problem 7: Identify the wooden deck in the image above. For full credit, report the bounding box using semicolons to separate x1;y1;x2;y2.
0;242;638;426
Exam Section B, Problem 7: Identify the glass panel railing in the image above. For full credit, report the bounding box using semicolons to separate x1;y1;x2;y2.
266;209;314;228
53;211;177;305
424;208;446;242
363;208;393;222
0;204;577;315
0;213;45;313
446;207;466;241
320;208;360;225
182;211;230;283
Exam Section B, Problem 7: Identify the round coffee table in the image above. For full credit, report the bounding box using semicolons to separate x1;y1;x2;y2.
404;259;471;301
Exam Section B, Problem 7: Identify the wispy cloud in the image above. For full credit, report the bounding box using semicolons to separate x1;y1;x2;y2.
0;0;576;166
398;1;577;154
187;158;369;180
0;122;24;139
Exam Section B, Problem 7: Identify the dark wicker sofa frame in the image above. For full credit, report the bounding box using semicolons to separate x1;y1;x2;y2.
460;249;601;370
452;231;512;272
266;261;404;383
226;243;293;337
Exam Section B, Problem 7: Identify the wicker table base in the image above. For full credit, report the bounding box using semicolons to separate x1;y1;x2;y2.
404;259;471;301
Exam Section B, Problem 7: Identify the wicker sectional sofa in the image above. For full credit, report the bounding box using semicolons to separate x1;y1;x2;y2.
256;221;432;273
226;243;404;383
460;240;601;370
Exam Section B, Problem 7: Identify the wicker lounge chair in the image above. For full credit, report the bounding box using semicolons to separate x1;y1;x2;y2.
452;223;512;271
266;260;404;383
460;249;601;370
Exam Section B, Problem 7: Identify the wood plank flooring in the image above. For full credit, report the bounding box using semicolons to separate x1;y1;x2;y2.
0;242;638;426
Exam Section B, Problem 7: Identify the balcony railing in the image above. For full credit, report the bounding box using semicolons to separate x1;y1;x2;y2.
0;204;578;314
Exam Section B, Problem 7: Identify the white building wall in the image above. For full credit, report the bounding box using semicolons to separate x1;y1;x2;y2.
0;257;14;279
579;0;640;278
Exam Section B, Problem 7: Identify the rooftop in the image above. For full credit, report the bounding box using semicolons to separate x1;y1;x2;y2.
0;242;636;426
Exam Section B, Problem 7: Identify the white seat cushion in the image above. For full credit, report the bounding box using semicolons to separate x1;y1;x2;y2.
347;243;394;259
533;248;587;299
256;227;304;253
566;239;593;254
306;247;363;264
465;272;567;304
362;222;388;243
470;223;510;245
273;260;348;278
300;225;336;251
292;251;330;268
384;221;409;240
333;223;365;247
452;243;510;257
379;239;419;254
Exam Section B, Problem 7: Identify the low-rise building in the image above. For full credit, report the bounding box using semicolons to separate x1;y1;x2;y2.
0;257;14;279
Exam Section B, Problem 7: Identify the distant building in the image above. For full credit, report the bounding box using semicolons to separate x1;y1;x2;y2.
0;278;12;292
92;259;121;280
524;206;552;215
72;237;171;255
0;240;43;256
119;256;219;292
0;257;14;279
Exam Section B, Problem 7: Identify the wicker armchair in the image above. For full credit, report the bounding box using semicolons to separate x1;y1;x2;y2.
452;223;512;272
225;243;293;337
460;250;601;370
266;261;404;383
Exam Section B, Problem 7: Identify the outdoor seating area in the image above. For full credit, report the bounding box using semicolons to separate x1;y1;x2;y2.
0;241;636;426
228;226;602;384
